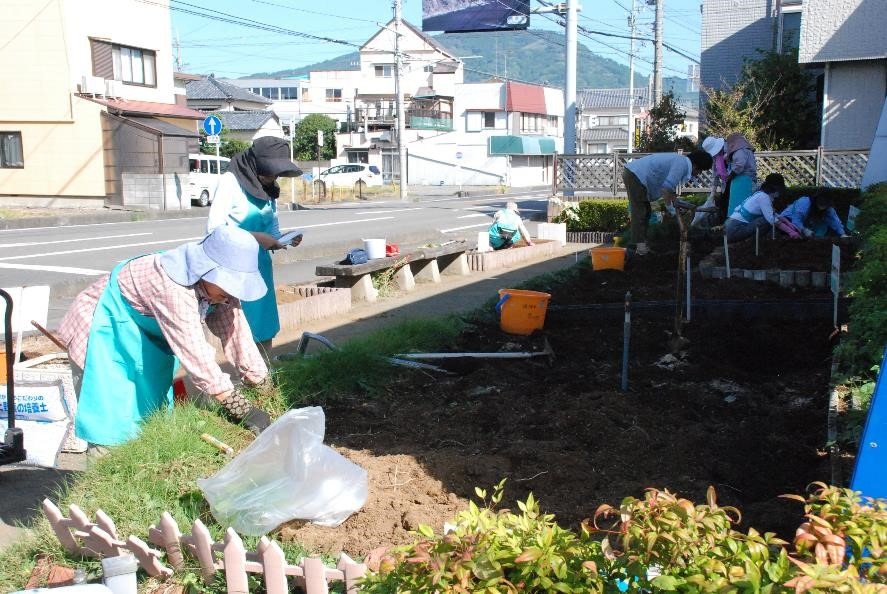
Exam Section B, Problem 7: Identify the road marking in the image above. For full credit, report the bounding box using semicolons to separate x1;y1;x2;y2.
0;232;151;249
0;217;395;262
0;262;107;275
352;209;421;215
440;223;490;232
6;217;204;232
0;237;203;261
457;213;489;219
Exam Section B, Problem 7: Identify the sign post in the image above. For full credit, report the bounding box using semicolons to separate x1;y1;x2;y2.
203;115;223;158
290;116;296;206
830;244;840;328
455;151;463;196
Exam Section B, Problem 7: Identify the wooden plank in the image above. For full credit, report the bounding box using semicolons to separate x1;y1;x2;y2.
223;528;249;594
258;537;289;594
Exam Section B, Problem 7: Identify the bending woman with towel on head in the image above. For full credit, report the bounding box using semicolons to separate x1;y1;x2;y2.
207;136;304;357
57;226;274;447
489;201;534;250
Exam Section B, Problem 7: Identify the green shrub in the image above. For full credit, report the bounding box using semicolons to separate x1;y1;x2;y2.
835;183;887;375
553;198;630;232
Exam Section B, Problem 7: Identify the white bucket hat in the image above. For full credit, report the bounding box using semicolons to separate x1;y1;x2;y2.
506;200;520;213
701;136;725;157
159;226;267;302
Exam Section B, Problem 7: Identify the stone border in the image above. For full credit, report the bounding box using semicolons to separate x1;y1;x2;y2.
698;248;847;289
466;240;558;272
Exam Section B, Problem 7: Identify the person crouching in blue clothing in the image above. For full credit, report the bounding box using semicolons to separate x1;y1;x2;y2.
489;201;535;250
779;193;848;238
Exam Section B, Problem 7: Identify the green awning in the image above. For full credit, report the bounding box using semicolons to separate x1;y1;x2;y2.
489;135;557;156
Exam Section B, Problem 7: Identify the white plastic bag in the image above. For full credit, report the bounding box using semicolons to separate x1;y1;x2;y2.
197;407;367;536
691;192;719;228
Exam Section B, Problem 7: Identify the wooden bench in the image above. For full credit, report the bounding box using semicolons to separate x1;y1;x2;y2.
316;240;473;302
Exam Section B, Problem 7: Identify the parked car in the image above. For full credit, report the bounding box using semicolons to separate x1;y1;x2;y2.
188;154;230;207
316;164;383;190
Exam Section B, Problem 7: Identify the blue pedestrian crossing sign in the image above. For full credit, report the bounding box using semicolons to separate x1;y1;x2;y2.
203;115;223;136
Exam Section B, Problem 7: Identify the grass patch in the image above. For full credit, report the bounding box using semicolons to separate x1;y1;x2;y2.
0;403;311;592
275;317;463;407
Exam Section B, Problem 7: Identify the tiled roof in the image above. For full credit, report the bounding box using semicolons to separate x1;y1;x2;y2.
577;88;651;110
580;126;630;141
186;77;271;104
126;116;200;137
86;97;206;119
216;111;277;131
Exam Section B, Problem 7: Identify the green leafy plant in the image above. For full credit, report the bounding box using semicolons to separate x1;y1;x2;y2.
585;487;792;592
552;198;630;232
783;482;887;585
359;480;607;593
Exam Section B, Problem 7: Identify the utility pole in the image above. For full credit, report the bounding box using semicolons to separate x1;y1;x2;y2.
393;0;408;200
627;0;637;153
563;0;578;156
652;0;664;106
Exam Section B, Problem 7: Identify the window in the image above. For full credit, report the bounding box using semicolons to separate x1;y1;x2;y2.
280;86;299;100
375;64;394;77
91;40;156;87
0;132;23;168
597;115;628;126
326;88;342;102
520;113;546;134
423;64;435;73
209;159;220;175
483;112;496;128
260;87;278;99
779;9;802;54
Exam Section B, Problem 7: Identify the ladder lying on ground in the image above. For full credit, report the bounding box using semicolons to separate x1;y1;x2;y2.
42;499;367;594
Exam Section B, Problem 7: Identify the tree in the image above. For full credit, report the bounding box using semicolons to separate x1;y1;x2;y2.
293;114;337;162
198;115;251;158
637;91;688;152
703;50;818;150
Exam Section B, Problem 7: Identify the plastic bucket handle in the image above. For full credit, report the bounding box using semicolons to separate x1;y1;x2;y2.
495;293;511;314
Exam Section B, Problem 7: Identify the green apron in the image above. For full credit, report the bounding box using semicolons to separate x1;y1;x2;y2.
75;260;178;446
236;195;280;342
727;174;754;215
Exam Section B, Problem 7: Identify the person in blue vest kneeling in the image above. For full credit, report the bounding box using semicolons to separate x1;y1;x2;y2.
57;226;274;449
489;201;534;250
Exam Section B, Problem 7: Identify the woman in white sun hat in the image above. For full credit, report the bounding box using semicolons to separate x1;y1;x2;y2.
58;225;274;447
488;201;534;250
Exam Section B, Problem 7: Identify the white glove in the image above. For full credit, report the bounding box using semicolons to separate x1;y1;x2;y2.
665;203;676;216
802;227;814;238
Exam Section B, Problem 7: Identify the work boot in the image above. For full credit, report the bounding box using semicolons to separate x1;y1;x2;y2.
219;390;272;435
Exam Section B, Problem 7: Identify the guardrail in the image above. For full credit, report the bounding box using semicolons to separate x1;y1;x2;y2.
553;148;869;197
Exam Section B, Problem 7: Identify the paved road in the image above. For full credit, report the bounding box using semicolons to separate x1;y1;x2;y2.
1;191;551;329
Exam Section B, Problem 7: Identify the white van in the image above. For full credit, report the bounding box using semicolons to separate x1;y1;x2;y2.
188;154;230;207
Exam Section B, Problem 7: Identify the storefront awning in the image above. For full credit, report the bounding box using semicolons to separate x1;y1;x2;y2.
489;135;556;156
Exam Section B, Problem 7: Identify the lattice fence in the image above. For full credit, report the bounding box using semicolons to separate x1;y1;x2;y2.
42;499;366;594
554;149;869;197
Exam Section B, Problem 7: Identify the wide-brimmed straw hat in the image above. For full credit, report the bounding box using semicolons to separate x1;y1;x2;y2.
701;136;725;157
159;226;267;302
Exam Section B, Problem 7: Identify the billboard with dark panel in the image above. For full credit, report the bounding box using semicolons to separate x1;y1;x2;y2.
422;0;530;33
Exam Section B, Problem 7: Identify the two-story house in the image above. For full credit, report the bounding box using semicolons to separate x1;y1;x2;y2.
0;0;206;208
577;88;651;153
798;0;886;150
700;0;805;91
185;76;284;141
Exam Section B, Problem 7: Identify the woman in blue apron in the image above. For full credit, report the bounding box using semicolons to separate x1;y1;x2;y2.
60;226;273;446
207;137;303;356
489;201;534;250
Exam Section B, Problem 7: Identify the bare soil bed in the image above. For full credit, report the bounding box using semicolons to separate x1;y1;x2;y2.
280;242;841;560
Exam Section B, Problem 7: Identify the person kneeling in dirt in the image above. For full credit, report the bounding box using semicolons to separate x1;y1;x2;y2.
778;193;848;239
724;173;787;243
489;201;534;250
57;225;274;450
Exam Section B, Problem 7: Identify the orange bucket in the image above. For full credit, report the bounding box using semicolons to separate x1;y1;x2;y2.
590;247;626;271
495;289;551;335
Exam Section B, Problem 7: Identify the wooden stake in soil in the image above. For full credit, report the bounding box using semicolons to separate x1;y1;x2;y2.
685;255;692;321
723;231;731;279
755;227;759;256
621;291;631;392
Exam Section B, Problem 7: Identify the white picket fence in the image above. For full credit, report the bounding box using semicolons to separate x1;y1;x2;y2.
42;499;367;594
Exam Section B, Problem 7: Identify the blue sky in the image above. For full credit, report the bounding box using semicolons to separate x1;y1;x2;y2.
169;0;701;81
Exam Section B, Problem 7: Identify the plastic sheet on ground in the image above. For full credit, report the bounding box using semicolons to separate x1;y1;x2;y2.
198;407;368;536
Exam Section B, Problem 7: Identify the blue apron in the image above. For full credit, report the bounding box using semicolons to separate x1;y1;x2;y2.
235;195;280;342
727;175;754;215
75;260;179;446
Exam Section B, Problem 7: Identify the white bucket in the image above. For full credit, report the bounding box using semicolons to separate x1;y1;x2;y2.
363;238;386;259
101;554;138;594
476;231;492;253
